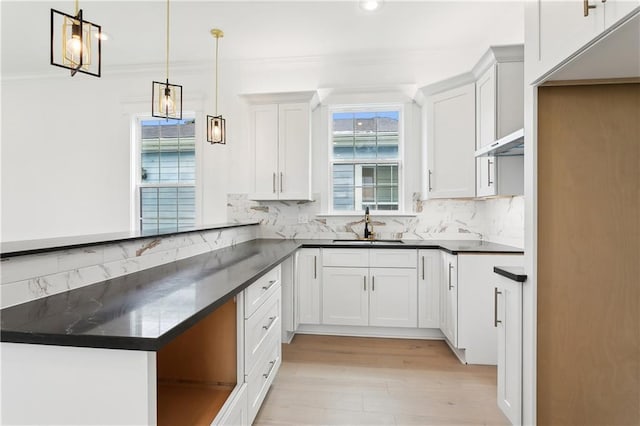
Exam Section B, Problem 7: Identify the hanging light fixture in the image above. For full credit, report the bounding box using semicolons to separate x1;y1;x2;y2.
207;29;226;144
152;0;182;120
50;0;102;77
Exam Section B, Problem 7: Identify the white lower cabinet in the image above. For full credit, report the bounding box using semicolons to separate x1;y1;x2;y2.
418;250;441;328
322;267;369;326
452;253;523;365
295;248;321;325
495;273;523;425
243;265;282;425
321;249;418;328
440;252;458;346
369;267;417;328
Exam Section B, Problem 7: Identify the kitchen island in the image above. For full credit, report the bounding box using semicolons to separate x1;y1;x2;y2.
1;236;522;424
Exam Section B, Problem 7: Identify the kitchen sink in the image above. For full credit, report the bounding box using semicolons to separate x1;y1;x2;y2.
332;239;404;244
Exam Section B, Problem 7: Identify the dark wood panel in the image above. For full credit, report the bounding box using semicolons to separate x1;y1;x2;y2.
537;83;640;425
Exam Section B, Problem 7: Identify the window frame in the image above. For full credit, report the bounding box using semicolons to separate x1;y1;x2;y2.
327;104;405;214
132;113;201;232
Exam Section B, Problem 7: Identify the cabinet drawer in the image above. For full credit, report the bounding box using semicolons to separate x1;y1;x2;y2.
247;334;281;424
322;249;369;267
370;249;417;269
245;290;281;375
245;266;281;318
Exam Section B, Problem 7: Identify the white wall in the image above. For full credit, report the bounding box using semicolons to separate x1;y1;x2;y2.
1;48;480;241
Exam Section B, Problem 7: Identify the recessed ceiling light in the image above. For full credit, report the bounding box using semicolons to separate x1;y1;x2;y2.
359;0;381;12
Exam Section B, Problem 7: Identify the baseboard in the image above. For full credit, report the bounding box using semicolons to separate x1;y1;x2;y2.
295;324;445;340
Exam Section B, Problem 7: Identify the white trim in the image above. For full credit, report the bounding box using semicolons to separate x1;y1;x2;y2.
131;113;201;231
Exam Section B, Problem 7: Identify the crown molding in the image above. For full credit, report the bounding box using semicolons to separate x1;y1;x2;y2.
471;44;524;78
418;72;476;98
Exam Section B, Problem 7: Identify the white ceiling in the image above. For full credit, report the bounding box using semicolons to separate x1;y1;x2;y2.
1;1;524;77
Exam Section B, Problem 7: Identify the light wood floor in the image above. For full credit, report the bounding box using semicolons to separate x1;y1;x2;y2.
254;335;508;426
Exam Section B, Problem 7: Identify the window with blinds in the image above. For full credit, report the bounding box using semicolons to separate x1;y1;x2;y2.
330;108;402;212
139;118;196;232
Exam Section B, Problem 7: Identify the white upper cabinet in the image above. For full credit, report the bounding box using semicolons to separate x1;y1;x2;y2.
528;0;640;83
473;45;525;198
245;91;318;201
422;80;476;199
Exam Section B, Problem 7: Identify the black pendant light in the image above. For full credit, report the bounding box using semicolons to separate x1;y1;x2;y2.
50;0;102;77
152;0;182;120
207;29;226;144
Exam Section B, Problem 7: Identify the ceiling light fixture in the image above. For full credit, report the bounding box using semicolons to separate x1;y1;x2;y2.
359;0;381;12
50;0;102;77
152;0;182;120
207;28;226;144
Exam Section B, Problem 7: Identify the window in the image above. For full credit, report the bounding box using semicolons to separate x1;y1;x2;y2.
138;118;196;232
330;108;402;212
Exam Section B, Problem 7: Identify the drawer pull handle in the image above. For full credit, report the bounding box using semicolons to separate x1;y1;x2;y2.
263;360;276;379
448;262;454;290
262;280;277;291
262;316;277;331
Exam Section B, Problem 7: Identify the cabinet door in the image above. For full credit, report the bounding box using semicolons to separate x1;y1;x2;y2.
476;65;496;149
476;156;496;197
425;83;476;199
441;253;458;346
369;268;418;328
296;248;321;325
496;61;524;139
496;276;523;425
418;250;441;328
604;0;640;27
322;267;368;326
278;103;311;200
249;104;279;200
533;0;603;81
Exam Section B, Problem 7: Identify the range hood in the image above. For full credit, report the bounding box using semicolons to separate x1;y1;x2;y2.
475;128;524;157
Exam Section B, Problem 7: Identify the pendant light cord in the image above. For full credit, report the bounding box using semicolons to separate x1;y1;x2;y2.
75;0;79;15
166;0;170;82
215;34;219;114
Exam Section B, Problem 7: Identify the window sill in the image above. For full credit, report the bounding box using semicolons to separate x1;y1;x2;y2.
316;212;417;218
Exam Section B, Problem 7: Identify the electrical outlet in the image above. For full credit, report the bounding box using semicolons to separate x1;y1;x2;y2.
298;214;309;224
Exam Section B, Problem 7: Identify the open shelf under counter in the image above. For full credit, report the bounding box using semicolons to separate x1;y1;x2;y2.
158;382;234;426
157;297;238;426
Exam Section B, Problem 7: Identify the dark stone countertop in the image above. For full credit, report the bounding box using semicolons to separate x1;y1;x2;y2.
298;239;523;254
493;266;528;282
0;222;259;258
0;239;299;351
0;238;522;352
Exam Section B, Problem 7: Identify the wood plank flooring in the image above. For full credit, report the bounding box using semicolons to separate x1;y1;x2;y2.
254;335;508;426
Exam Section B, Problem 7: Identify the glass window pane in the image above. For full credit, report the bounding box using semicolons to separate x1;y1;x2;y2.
330;108;401;212
141;119;195;185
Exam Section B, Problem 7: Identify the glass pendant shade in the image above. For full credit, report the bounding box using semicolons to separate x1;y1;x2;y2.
152;80;182;120
51;8;102;77
207;115;226;144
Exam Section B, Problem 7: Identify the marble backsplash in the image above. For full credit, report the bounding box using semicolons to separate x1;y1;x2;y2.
227;193;524;247
0;225;258;308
